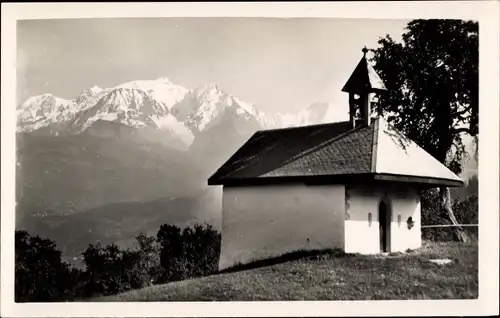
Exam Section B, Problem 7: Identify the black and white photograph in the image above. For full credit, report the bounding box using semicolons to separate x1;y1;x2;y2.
1;2;498;317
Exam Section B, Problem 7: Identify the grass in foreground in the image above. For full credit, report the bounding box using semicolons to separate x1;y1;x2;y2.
96;241;478;301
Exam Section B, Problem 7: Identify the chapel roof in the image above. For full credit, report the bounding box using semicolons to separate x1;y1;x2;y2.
207;117;463;187
208;47;463;188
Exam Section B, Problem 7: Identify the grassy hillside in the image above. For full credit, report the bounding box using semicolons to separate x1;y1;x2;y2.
98;241;477;301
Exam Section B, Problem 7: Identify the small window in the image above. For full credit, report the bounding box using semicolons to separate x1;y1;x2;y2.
368;212;372;226
407;217;415;230
398;215;402;227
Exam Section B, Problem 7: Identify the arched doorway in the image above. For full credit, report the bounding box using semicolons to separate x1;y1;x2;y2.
379;200;391;253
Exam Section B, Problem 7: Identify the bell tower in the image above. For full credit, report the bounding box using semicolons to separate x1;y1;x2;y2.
342;47;387;128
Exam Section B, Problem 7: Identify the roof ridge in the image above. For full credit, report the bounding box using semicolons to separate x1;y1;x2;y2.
255;120;350;134
372;117;463;183
262;124;367;177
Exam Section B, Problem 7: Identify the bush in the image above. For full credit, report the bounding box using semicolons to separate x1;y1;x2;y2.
123;233;164;288
79;222;221;297
82;243;131;297
421;189;450;226
81;233;166;297
16;222;222;300
156;223;221;283
454;194;478;225
15;230;81;302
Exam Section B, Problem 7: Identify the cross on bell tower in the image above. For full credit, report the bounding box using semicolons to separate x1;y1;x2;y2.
342;46;387;128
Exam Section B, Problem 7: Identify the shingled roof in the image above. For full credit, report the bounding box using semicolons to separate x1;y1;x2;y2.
207;117;463;187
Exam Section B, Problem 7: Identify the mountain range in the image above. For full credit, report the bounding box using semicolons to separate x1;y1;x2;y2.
17;77;340;142
16;77;348;262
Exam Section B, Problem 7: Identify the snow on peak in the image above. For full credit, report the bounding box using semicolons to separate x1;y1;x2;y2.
232;96;258;116
75;86;109;112
194;84;258;117
17;93;77;132
17;76;346;150
174;83;262;132
70;87;177;133
18;93;52;109
194;83;223;99
89;85;103;93
78;86;105;100
115;78;189;110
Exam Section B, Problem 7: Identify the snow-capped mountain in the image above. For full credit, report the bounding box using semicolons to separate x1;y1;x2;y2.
17;94;77;134
76;86;103;104
17;87;110;135
170;83;264;134
16;77;191;136
16;77;344;148
75;86;110;109
71;88;168;132
115;77;189;110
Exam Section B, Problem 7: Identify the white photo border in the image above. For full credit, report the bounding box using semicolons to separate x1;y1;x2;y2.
1;1;499;317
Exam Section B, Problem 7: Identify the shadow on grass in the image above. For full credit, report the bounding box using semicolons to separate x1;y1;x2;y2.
218;248;352;275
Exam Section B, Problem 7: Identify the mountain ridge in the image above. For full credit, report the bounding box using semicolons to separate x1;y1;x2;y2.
17;77;344;141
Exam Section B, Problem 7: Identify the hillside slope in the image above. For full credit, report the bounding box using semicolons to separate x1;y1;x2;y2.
15;130;202;216
97;241;477;301
18;188;222;257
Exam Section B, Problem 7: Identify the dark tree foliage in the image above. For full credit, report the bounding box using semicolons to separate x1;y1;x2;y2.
123;233;164;287
16;223;222;301
156;224;185;280
156;223;221;282
371;19;479;241
421;176;478;241
15;230;81;302
371;19;478;173
82;243;130;297
80;234;164;297
181;223;221;277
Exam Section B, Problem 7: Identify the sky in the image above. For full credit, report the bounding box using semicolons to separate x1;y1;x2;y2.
17;18;410;114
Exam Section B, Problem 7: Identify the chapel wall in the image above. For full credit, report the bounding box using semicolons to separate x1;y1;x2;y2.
219;183;345;270
345;183;421;254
